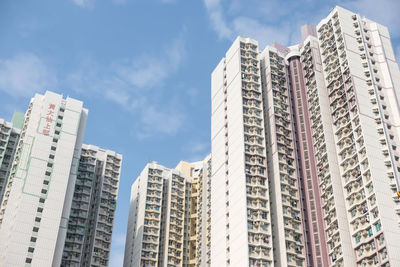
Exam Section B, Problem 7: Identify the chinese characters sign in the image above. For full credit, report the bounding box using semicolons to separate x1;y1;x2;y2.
42;104;56;135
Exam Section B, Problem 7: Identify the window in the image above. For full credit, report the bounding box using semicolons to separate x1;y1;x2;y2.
26;258;32;263
51;146;56;151
39;198;45;203
35;217;41;223
33;227;39;232
41;189;47;194
30;237;37;242
45;171;51;176
375;222;381;232
37;207;43;213
43;180;49;185
28;247;34;253
49;154;55;159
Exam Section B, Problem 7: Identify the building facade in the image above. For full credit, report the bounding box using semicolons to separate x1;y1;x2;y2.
211;37;275;267
123;156;211;267
175;155;212;267
123;162;189;267
0;113;23;205
314;6;400;266
211;6;400;267
0;91;88;267
61;144;122;267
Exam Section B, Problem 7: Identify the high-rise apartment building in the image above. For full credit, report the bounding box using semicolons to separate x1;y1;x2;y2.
123;161;189;267
211;37;274;267
61;144;122;267
0;113;24;205
123;156;211;267
175;156;212;267
0;91;88;266
314;7;400;266
211;6;400;267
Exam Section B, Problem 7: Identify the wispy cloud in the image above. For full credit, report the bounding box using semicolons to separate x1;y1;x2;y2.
0;53;57;98
341;0;400;37
182;140;210;162
137;104;185;139
72;0;95;8
204;0;233;39
202;0;399;48
68;36;187;138
202;0;306;47
232;17;291;48
113;38;185;89
74;0;176;7
19;21;40;38
0;35;186;139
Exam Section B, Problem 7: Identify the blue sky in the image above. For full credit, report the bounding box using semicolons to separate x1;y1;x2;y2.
0;0;399;266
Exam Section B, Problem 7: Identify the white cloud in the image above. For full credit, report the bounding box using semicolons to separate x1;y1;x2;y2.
137;104;185;139
0;53;57;98
72;0;95;8
181;140;210;162
76;0;175;7
19;21;40;38
202;0;301;47
189;141;209;153
341;0;400;37
204;0;400;48
114;37;185;89
232;17;291;48
67;36;187;138
204;0;234;39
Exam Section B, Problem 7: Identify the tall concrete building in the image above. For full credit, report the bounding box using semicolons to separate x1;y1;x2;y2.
0;113;23;205
175;155;212;267
211;37;275;267
61;144;122;267
0;91;88;266
123;155;211;267
123;161;190;267
314;6;400;266
211;6;400;267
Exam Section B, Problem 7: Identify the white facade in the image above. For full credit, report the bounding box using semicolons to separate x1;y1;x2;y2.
259;46;307;266
175;155;212;267
124;162;189;267
316;6;400;266
211;37;274;267
299;33;356;266
0;91;88;267
210;5;400;267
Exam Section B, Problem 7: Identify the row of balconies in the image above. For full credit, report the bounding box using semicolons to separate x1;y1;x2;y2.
240;48;257;60
241;58;258;68
242;90;261;101
241;65;259;75
246;176;267;187
246;187;268;199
